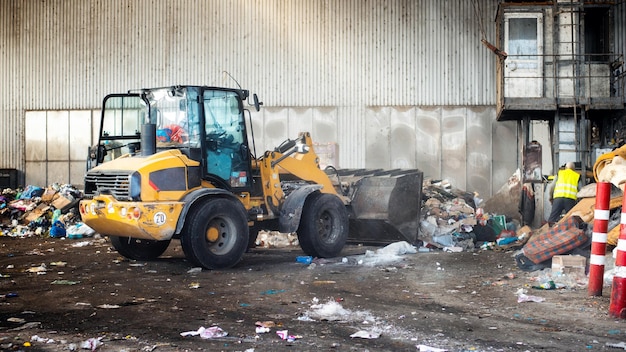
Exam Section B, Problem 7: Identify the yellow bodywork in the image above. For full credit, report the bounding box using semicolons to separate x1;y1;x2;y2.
81;195;184;241
80;133;344;240
258;132;346;213
80;149;202;240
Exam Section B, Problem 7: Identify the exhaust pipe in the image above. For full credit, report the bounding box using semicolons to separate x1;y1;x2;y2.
141;123;157;156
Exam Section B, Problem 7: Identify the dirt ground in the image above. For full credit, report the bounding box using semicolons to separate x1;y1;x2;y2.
0;235;625;352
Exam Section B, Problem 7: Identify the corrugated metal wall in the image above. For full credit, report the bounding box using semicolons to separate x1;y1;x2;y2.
617;1;626;102
1;0;498;109
2;0;517;196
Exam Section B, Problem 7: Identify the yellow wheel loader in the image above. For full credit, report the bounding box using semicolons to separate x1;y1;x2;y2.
79;85;423;269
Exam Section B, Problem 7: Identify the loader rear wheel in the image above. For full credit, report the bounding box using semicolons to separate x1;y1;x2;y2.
180;197;248;269
110;236;171;261
297;193;348;258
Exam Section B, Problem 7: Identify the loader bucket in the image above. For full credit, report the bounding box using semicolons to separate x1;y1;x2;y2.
331;168;423;245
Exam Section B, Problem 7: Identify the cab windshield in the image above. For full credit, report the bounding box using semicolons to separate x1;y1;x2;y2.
148;87;201;148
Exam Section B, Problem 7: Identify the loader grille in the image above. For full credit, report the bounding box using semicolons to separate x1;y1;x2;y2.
83;171;133;200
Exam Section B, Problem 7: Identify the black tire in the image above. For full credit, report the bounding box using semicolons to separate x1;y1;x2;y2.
110;236;171;261
180;197;249;269
297;193;348;258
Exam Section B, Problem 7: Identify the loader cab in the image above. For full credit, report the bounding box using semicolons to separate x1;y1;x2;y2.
90;86;253;191
201;89;252;189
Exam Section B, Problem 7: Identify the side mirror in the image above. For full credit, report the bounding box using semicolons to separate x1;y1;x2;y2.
96;144;107;164
253;94;263;112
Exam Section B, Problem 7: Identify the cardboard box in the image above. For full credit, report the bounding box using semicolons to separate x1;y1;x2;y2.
41;188;58;202
51;194;75;211
516;225;532;237
25;203;50;222
552;255;587;276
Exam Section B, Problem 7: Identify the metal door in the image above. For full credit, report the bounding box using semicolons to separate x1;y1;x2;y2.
504;13;544;98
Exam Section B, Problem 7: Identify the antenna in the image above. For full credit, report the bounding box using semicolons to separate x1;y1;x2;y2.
223;71;242;90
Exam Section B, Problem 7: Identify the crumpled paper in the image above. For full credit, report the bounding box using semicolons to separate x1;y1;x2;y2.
180;326;228;339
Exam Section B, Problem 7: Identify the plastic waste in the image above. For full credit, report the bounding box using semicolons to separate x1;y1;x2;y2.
296;256;313;264
532;280;556;290
49;220;66;238
496;237;518;246
180;326;228;339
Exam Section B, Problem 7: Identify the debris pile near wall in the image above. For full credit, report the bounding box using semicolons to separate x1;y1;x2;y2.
0;184;89;238
419;178;523;252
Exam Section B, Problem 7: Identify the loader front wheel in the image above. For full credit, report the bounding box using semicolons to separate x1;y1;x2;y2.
297;193;348;258
181;197;249;269
110;236;171;261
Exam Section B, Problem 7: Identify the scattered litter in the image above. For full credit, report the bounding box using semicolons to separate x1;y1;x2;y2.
296;255;313;264
341;241;417;267
517;294;546;303
260;289;286;295
66;223;96;239
26;264;47;273
350;330;380;339
187;267;202;274
255;321;276;328
276;330;300;341
374;241;417;255
416;345;448;352
30;335;55;344
9;321;41;331
255;326;270;334
7;317;26;324
51;279;80;285
188;282;200;289
303;298;375;323
255;231;299;248
80;337;103;351
180;326;228;339
532;280;556;290
71;241;92;248
607;341;626;350
97;304;121;309
49;261;67;267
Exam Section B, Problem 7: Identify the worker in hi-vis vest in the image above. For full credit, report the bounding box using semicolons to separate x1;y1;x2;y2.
547;161;582;225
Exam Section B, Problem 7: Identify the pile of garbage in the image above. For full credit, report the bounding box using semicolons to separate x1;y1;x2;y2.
0;176;526;253
419;178;527;252
0;184;94;239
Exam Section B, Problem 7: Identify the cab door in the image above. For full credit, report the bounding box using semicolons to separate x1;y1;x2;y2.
203;90;252;190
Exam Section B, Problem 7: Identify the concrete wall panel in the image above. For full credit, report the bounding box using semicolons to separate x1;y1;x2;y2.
415;107;442;180
69;111;92;161
25;111;47;162
390;107;417;170
364;107;391;170
441;107;468;189
492;120;519;192
47;111;69;161
467;107;493;198
311;108;338;144
25;162;46;189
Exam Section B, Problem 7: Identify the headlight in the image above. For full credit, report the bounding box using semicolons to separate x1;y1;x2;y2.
130;172;142;201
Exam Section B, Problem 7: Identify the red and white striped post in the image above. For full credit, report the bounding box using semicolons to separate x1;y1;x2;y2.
610;187;626;317
589;182;610;297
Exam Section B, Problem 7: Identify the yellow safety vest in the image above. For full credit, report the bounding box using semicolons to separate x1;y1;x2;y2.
553;169;580;200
